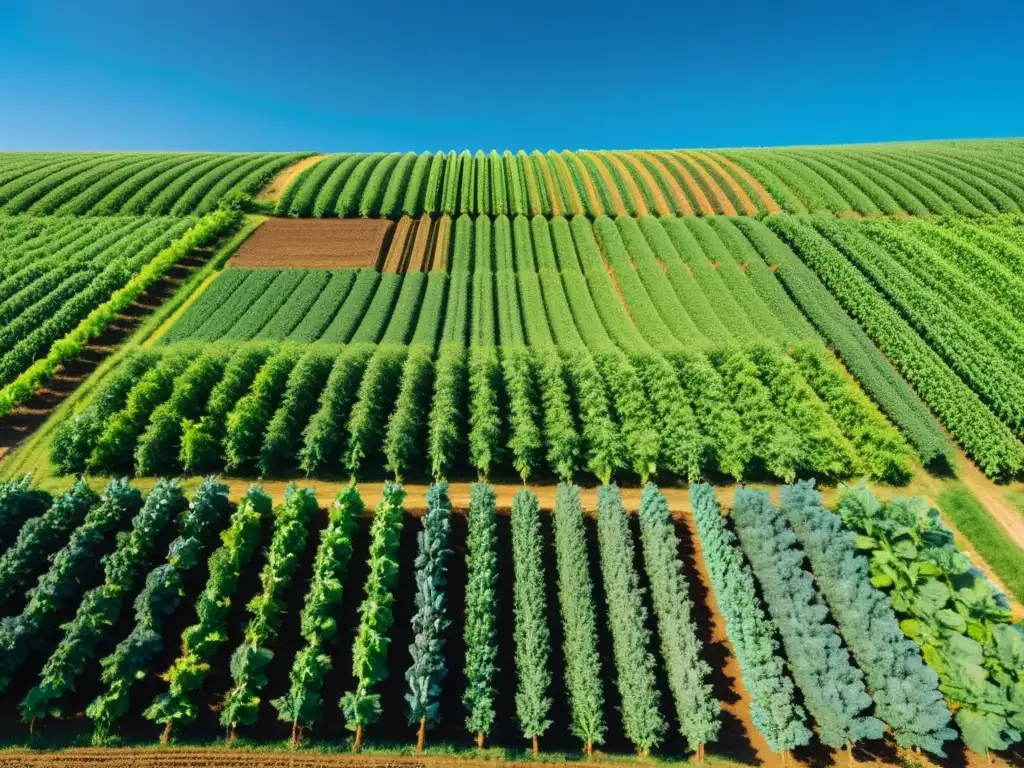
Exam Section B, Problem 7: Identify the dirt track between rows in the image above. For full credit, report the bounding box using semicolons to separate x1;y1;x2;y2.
257;155;326;201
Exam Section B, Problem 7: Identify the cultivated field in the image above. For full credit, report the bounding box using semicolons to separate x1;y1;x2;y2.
0;141;1022;768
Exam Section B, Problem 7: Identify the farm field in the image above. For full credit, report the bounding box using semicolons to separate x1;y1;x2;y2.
0;141;1022;768
273;143;1024;220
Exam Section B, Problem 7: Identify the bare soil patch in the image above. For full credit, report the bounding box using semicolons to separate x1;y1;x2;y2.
230;219;395;270
566;153;604;216
0;252;207;460
256;154;326;201
582;152;630;216
431;215;453;272
550;155;585;216
708;153;783;214
535;156;563;217
382;217;416;273
407;214;435;272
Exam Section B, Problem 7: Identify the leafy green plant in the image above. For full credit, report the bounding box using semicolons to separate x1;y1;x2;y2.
463;482;499;747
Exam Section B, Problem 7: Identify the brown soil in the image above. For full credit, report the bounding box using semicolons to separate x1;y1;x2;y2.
617;153;671;216
689;152;758;215
535;155;563;217
0;252;207;460
431;215;453;272
634;152;695;215
382;217;416;274
548;154;585;216
652;152;716;214
581;152;630;216
230;219;395;270
256;154;326;201
407;214;435;272
564;153;604;216
675;152;738;216
707;153;783;214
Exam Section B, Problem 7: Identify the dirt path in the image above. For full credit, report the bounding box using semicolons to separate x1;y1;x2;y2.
580;152;630;217
689;151;758;215
709;152;783;214
407;214;434;272
382;216;415;273
674;152;737;215
617;152;671;216
955;452;1024;551
431;215;452;271
651;151;716;214
256;154;326;201
635;152;694;215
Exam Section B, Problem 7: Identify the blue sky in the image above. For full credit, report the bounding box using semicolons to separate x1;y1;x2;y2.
1;0;1021;152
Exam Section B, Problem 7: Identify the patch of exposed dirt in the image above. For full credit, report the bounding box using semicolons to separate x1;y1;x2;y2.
431;215;452;272
534;155;563;217
549;155;585;216
690;151;759;215
407;214;435;272
955;453;1024;551
708;153;783;214
256;154;326;200
653;151;715;214
230;219;395;270
382;217;416;274
675;152;738;216
565;153;604;216
0;252;207;460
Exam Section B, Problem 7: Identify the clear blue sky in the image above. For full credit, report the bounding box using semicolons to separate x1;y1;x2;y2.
1;0;1022;152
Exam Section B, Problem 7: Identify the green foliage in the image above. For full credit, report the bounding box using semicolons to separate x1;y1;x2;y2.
637;483;720;752
552;483;605;751
341;482;405;733
463;482;499;740
145;486;270;732
838;485;1024;756
220;485;317;735
595;484;666;753
501;347;542;481
405;483;453;731
510;489;552;743
688;483;810;753
272;484;361;738
259;348;334;475
0;478;143;693
87;477;231;742
21;479;184;723
224;348;300;471
0;480;95;614
534;347;578;481
0;475;52;550
344;346;408;475
779;481;955;755
564;349;622;483
428;344;467;480
731;487;884;749
384;345;434;480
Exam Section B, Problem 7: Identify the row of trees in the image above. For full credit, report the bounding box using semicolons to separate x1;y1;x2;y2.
61;338;906;486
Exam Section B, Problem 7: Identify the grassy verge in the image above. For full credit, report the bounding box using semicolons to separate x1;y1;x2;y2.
0;215;265;483
1004;489;1024;521
937;487;1024;602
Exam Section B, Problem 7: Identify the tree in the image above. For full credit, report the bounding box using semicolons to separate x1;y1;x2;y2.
340;481;406;751
595;484;665;754
552;483;605;754
463;482;499;747
406;482;453;754
637;483;720;759
511;488;552;755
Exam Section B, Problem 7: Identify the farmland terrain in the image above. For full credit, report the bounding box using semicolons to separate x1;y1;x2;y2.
0;142;1022;768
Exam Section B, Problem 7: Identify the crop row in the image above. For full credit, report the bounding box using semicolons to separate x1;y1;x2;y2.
0;153;309;215
278;150;776;219
5;474;999;755
721;142;1024;216
54;338;912;484
768;214;1024;478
